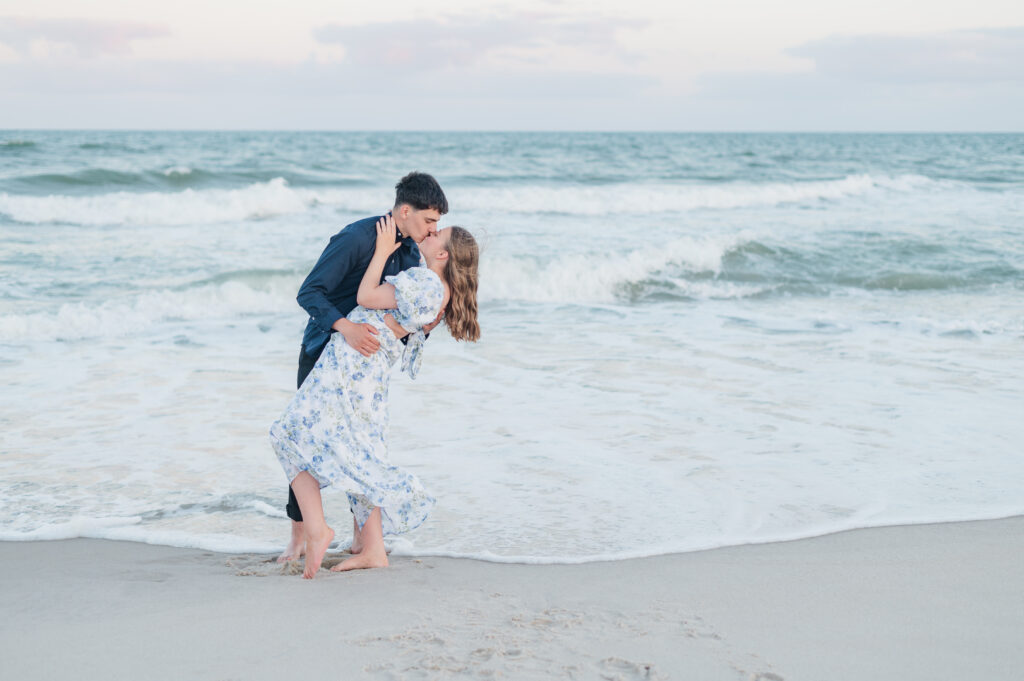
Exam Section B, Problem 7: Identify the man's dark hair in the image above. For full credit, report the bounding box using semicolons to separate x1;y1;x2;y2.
394;171;448;215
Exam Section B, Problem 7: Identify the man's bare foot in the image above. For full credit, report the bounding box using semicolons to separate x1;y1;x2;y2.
302;526;335;579
277;537;305;563
277;521;306;563
349;517;364;554
331;542;388;571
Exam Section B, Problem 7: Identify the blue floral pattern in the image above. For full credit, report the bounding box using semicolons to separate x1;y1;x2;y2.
270;267;443;535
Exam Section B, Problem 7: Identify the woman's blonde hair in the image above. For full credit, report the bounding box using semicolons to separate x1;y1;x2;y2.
441;226;480;342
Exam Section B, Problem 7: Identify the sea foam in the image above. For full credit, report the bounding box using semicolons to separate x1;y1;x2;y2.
480;233;753;303
452;174;941;215
0;276;300;342
0;178;315;226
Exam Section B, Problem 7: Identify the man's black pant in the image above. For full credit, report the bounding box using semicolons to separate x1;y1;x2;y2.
285;344;324;522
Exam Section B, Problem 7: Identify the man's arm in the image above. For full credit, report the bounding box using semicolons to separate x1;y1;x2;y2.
296;226;380;356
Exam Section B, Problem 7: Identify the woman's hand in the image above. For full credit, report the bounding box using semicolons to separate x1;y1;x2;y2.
375;215;402;257
382;313;411;340
358;215;402;310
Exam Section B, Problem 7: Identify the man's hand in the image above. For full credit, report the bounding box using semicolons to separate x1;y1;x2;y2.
333;318;379;357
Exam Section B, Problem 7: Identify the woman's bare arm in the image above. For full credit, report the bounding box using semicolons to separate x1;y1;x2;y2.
356;215;401;310
382;314;412;338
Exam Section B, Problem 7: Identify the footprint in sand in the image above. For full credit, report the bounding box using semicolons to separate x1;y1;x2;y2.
598;656;664;680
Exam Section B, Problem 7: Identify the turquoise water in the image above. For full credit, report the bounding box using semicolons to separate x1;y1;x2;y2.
1;131;1022;560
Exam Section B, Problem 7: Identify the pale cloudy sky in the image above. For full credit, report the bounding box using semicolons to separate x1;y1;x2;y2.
1;0;1022;130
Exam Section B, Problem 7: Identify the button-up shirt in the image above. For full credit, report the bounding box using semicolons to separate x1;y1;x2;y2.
297;214;422;356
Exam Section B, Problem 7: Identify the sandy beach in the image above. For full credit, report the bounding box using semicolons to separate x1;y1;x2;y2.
2;517;1021;680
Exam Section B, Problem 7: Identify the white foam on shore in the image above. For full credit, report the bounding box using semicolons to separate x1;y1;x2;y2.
4;508;1022;563
4;293;1021;564
387;510;1024;564
0;519;281;554
0;516;144;541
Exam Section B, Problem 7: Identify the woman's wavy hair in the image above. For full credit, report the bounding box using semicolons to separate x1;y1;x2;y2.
441;226;480;342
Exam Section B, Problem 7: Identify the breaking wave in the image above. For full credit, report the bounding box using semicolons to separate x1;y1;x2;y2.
0;174;951;226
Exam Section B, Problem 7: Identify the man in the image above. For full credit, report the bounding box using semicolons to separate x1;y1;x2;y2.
277;171;448;563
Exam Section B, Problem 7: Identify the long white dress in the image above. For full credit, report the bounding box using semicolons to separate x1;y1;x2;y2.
270;267;442;535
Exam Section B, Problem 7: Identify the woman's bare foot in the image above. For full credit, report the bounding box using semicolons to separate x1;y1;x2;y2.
277;521;306;563
302;526;335;579
331;542;388;571
332;507;386;571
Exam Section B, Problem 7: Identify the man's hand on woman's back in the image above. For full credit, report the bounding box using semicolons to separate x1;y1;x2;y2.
333;318;380;357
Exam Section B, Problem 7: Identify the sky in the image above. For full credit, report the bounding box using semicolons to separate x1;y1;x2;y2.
1;0;1022;130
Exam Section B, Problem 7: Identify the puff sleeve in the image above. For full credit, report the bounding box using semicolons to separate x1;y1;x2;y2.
384;268;445;379
384;267;444;331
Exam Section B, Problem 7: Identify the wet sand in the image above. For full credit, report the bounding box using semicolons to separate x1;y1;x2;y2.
1;517;1022;680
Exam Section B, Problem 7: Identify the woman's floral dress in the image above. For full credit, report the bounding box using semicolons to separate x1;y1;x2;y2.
270;267;442;535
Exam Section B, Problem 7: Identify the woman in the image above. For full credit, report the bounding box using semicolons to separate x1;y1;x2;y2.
270;215;480;578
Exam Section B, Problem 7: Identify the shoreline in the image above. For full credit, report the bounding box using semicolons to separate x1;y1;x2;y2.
379;511;1024;565
2;516;1022;680
7;511;1024;564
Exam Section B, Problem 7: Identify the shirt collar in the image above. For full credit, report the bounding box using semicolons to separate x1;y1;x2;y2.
386;211;409;242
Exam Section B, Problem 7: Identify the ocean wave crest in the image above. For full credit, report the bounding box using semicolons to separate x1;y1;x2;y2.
0;178;326;226
453;174;942;215
0;174;950;226
0;234;759;341
0;273;300;342
0;139;38;149
480;234;759;304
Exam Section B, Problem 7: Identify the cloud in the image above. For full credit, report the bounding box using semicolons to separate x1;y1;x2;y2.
684;28;1024;131
787;27;1024;84
0;56;652;102
311;13;646;72
0;16;169;58
0;12;655;103
4;19;1020;130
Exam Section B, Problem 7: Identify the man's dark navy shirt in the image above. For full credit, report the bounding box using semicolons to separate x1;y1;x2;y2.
297;215;422;356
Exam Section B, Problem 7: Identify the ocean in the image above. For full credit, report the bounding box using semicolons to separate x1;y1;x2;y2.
1;131;1021;562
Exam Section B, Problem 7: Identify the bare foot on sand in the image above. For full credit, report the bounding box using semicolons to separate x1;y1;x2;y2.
277;522;306;563
277;540;305;563
276;532;303;561
331;543;388;572
303;526;334;579
349;517;363;554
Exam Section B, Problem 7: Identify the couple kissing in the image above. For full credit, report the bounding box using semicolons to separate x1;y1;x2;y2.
269;171;480;578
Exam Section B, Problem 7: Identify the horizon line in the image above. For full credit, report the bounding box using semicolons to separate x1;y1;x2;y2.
3;128;1023;135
